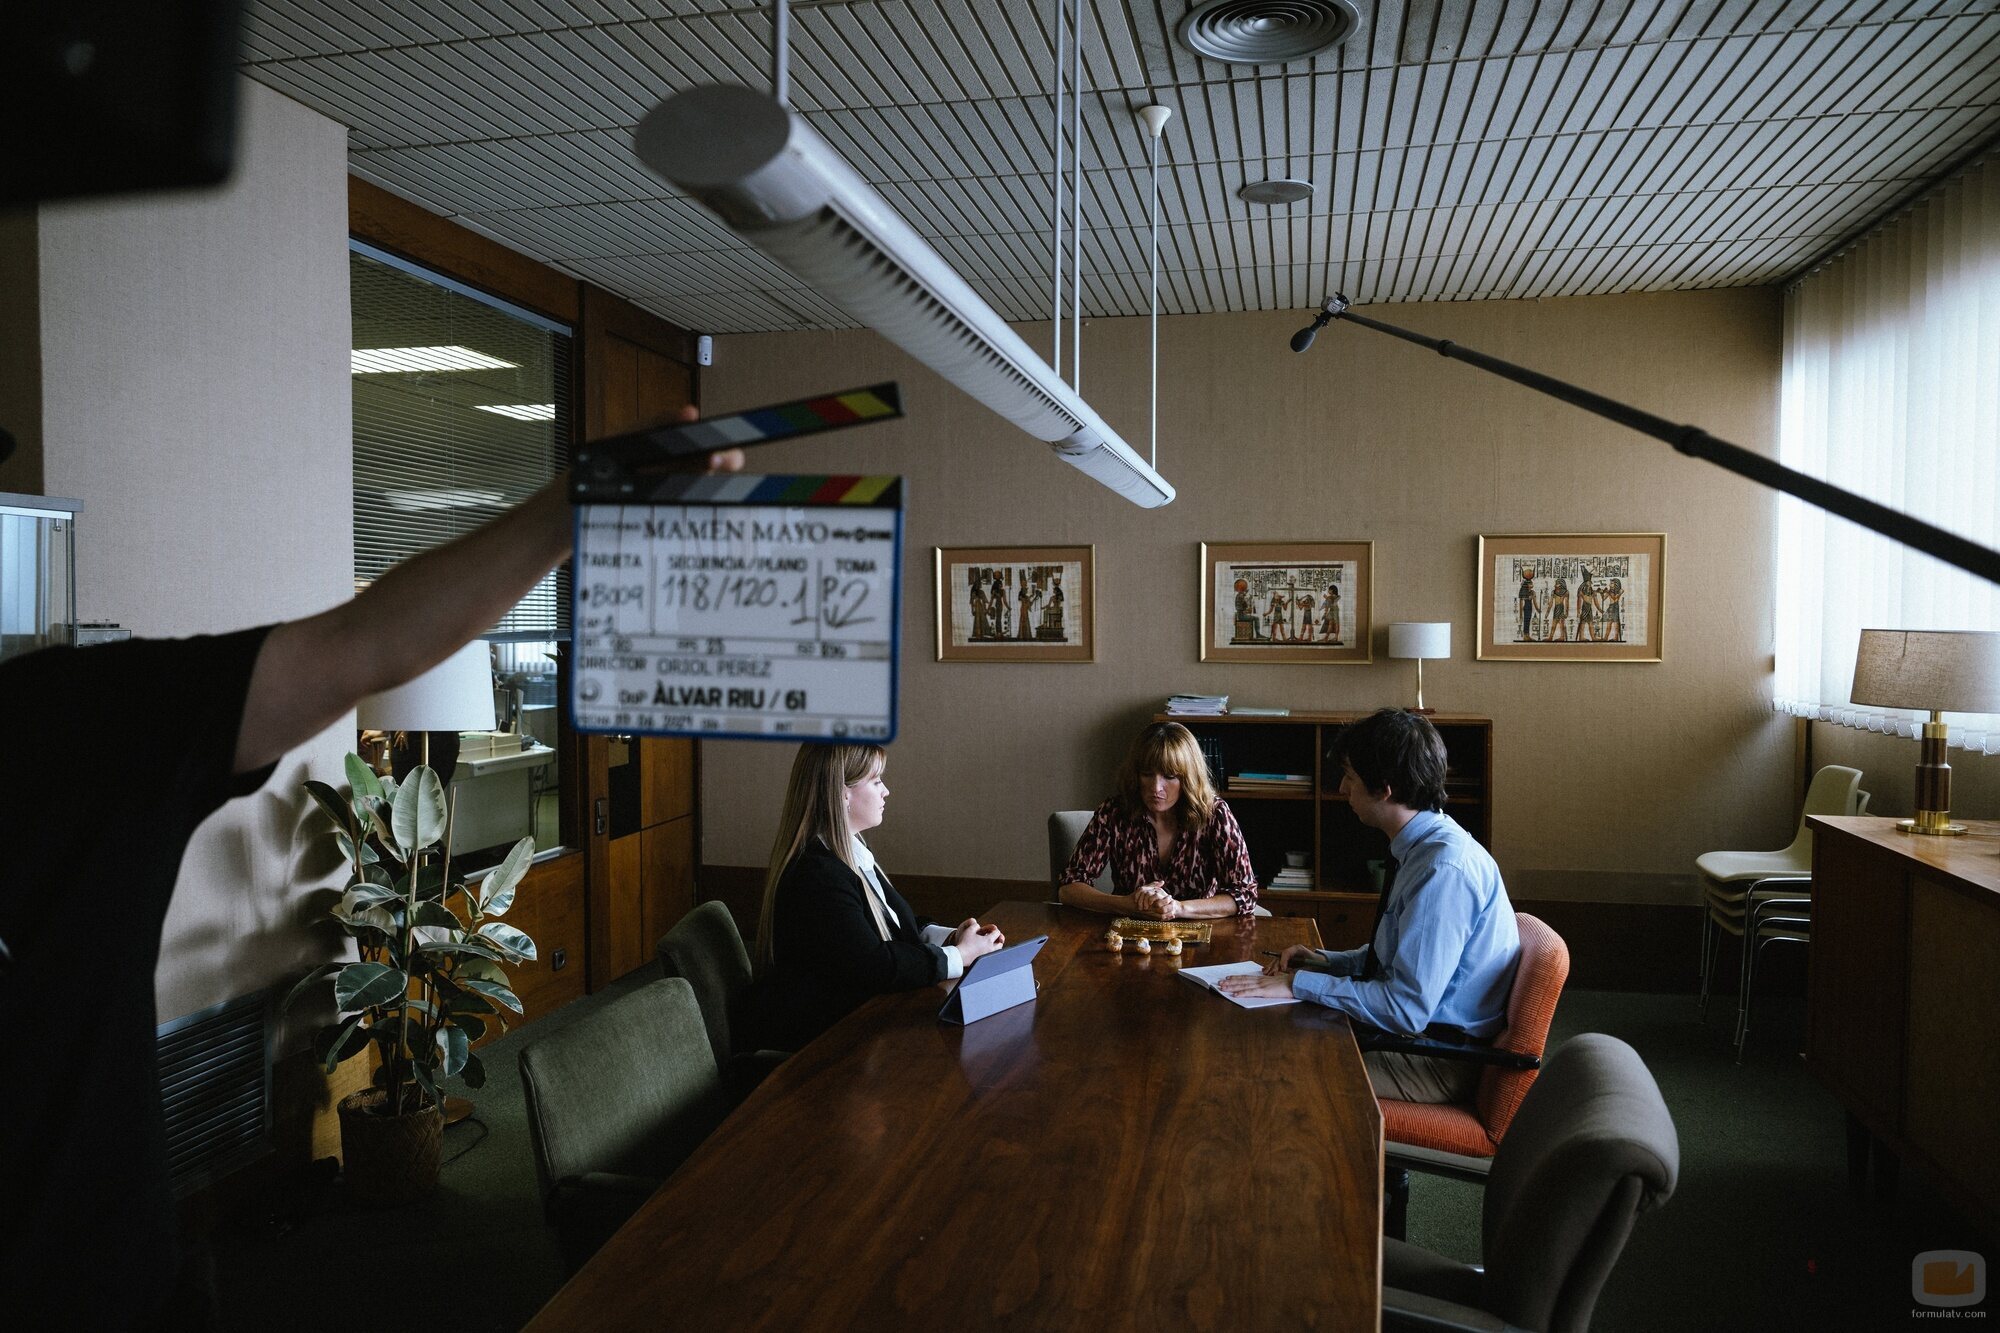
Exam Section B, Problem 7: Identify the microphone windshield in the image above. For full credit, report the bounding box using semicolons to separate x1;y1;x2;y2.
1289;324;1318;353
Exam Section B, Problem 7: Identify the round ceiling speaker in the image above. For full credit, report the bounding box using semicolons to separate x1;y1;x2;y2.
1176;0;1360;66
1238;178;1313;205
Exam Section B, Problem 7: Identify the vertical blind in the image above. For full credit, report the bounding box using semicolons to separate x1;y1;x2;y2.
351;246;572;636
1775;157;2000;752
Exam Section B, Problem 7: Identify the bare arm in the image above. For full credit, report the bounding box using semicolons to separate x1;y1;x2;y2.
1058;881;1153;917
233;424;741;774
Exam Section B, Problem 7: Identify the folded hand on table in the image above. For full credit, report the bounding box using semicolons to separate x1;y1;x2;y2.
950;918;1006;962
1131;883;1180;920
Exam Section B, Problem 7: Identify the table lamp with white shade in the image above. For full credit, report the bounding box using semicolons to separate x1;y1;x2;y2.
1850;629;2000;835
1388;622;1451;713
356;640;496;781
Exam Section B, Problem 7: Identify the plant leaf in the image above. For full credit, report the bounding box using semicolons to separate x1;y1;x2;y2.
343;752;384;804
455;1013;488;1043
477;922;537;961
454;958;508;985
411;1062;442;1111
436;1025;469;1078
280;962;341;1014
411;899;462;931
333;962;410;1012
344;881;400;907
311;1015;369;1071
461;1053;487;1090
479;838;536;916
418;939;506;961
391;766;448;854
305;780;358;839
460;978;524;1014
334;830;380;867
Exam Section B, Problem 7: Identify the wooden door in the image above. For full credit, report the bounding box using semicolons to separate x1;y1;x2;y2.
579;285;702;988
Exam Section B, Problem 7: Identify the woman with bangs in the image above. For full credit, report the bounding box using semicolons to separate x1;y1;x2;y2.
1057;722;1260;920
742;742;1005;1051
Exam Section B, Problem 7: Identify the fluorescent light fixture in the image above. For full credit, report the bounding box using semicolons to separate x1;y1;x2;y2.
475;403;557;420
384;487;506;512
634;84;1175;509
351;346;519;374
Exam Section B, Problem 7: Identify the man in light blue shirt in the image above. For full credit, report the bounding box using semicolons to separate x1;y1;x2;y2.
1222;708;1520;1103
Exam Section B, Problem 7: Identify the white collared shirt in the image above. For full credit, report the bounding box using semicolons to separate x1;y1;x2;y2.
853;835;963;979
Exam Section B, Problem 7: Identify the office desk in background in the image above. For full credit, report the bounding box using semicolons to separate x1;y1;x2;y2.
528;903;1383;1330
1808;816;2000;1241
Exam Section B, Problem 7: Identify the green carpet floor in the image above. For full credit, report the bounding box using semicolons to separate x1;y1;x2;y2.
210;980;1989;1330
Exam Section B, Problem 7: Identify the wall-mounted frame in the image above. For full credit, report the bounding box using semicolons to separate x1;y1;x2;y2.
1200;540;1374;664
1476;532;1665;661
934;546;1094;662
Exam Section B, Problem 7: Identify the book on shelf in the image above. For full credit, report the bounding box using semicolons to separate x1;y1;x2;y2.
1230;706;1291;717
1267;869;1313;890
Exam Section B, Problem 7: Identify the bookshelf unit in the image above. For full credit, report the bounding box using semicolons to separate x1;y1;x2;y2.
1155;711;1495;950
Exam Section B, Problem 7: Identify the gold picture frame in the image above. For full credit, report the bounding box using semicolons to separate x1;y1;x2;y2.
934;545;1095;662
1476;533;1666;661
1199;540;1374;664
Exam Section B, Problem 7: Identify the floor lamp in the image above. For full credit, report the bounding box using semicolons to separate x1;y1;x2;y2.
356;640;496;1122
1849;629;2000;835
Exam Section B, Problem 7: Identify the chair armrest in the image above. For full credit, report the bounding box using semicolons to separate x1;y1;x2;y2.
1382;1286;1524;1333
553;1171;661;1205
724;1049;789;1102
1355;1025;1541;1070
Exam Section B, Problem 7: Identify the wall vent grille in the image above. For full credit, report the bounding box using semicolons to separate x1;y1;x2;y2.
158;989;274;1198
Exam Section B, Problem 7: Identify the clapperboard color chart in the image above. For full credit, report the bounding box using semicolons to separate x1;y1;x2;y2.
568;385;906;742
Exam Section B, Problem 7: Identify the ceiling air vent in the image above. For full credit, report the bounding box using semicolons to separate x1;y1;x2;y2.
1177;0;1360;66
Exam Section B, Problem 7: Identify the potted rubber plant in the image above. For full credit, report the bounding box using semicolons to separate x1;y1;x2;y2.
286;754;536;1204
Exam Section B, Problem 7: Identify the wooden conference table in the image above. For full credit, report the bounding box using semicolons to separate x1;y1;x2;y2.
528;902;1383;1330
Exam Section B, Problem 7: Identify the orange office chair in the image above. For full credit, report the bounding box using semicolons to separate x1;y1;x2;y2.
1373;913;1571;1239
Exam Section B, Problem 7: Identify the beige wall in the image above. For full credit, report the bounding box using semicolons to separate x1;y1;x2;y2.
701;288;1790;905
36;80;354;1021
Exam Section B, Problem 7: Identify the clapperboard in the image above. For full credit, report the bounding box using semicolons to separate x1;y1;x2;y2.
569;386;905;743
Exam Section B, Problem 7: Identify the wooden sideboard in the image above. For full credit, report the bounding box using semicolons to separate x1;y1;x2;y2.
1158;711;1493;949
1807;816;2000;1239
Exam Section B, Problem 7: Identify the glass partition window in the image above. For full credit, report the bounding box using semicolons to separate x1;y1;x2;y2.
350;244;572;866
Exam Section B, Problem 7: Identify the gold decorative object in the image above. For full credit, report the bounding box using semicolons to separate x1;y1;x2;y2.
1109;919;1213;944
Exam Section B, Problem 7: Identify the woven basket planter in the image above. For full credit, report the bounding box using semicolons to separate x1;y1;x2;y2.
337;1088;442;1206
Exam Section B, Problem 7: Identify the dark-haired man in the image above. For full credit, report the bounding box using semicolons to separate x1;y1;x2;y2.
1221;708;1520;1103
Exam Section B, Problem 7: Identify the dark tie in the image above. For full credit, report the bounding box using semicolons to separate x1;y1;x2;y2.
1359;856;1399;981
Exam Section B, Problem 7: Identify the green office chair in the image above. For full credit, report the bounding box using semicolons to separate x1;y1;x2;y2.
518;977;733;1272
1382;1033;1680;1333
657;900;787;1094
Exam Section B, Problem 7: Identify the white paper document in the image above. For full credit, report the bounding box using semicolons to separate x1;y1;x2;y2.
1178;960;1300;1010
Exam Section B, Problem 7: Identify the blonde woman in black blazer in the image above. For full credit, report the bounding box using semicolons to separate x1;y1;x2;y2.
741;744;1004;1052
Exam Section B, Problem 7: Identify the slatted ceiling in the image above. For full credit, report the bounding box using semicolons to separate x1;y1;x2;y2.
250;1;2000;328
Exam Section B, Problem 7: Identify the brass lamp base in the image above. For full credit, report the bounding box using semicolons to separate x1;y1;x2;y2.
1896;814;1969;836
1895;713;1967;835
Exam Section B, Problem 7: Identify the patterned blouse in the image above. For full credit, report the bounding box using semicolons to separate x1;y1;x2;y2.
1061;797;1260;915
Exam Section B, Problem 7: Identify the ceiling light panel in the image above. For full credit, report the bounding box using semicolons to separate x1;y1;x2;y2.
351;346;519;374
